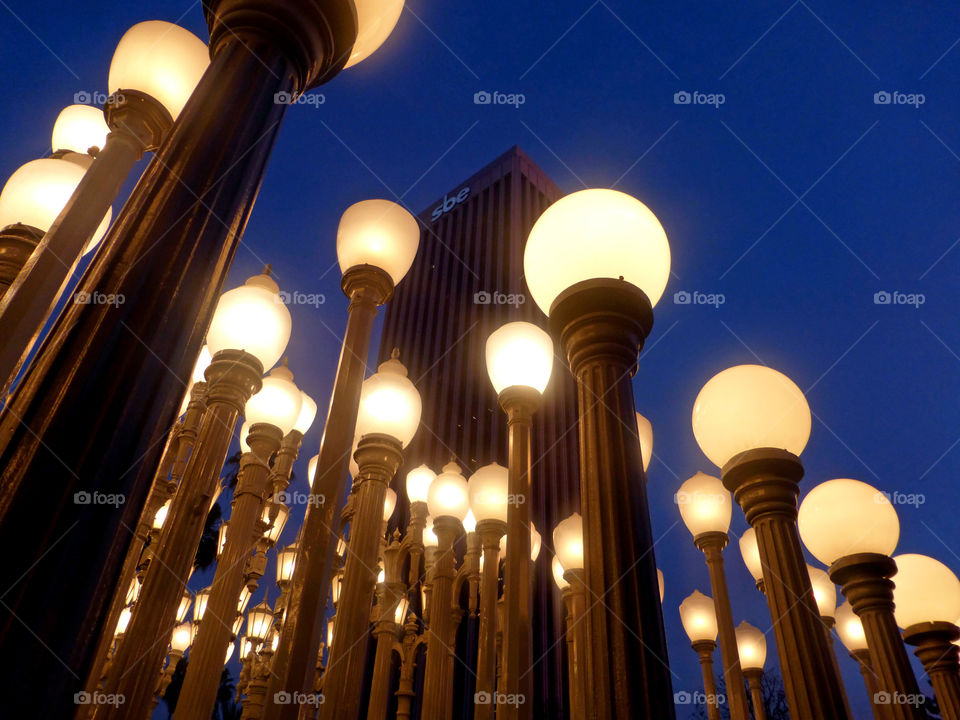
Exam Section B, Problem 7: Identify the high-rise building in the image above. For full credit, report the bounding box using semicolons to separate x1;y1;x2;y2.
378;146;581;719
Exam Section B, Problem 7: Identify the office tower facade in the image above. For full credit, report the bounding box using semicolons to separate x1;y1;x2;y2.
378;146;581;719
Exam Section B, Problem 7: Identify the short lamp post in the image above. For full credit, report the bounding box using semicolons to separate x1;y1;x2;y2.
798;478;922;720
893;554;960;720
524;188;675;719
679;590;722;720
835;600;886;720
676;471;750;720
735;621;768;720
404;464;435;589
366;532;408;720
554;514;587;720
692;364;848;719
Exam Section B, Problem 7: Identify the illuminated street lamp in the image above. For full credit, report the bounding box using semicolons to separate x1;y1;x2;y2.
693;364;847;719
404;464;435;588
798;477;922;720
735;621;768;720
676;471;749;720
524;188;673;717
739;528;765;593
679;591;722;720
553;514;587;720
835;601;885;720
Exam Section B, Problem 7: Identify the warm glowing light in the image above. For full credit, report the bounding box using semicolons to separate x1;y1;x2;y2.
345;0;406;68
394;596;410;625
308;454;319;484
115;606;132;636
636;411;654;472
125;577;141;605
51;104;109;154
892;553;960;628
462;509;477;534
658;568;664;603
422;517;439;548
276;543;298;585
468;462;509;523
406;464;436;504
246;600;274;642
484;322;554;395
192;345;212;383
336;198;419;282
553;513;583;572
499;523;542;562
427;462;470;521
170;621;193;653
152;500;170;530
835;600;868;652
194;587;211;622
218;521;229;557
676;471;731;536
245;364;303;435
383;488;397;522
355;352;422;447
293;391;318;434
552;556;569;590
176;590;192;623
678;590;718;643
735;621;766;670
237;585;252;614
807;564;837;618
739;528;763;583
262;501;289;545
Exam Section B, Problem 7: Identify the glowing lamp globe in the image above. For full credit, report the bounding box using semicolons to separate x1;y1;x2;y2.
739;528;763;583
676;471;732;536
108;21;210;119
206;270;292;370
336;199;419;283
246;601;274;642
115;606;132;636
238;421;252;454
345;0;405;68
244;365;303;435
467;462;509;523
798;479;900;566
423;517;439;547
484;322;554;395
152;500;170;530
636;412;654;472
394;596;410;625
308;454;319;484
679;590;718;644
427;462;470;522
383;488;397;522
191;345;212;383
835;600;868;652
531;523;542;561
293;391;318;434
176;591;192;623
735;621;767;670
276;543;298;584
553;513;584;572
463;510;477;534
377;567;385;584
406;464;435;504
892;554;960;629
658;568;664;602
170;622;193;653
51;104;109;154
523;188;671;315
552;556;569;590
224;642;235;664
692;365;811;468
194;587;211;622
807;564;837;618
355;352;421;447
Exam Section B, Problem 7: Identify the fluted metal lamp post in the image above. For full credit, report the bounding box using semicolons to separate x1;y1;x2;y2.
835;600;886;720
366;530;407;720
894;553;960;720
735;621;768;720
679;591;722;720
267;199;420;719
692;364;849;719
676;471;750;720
807;563;853;718
554;514;587;720
523;189;675;719
798;478;922;720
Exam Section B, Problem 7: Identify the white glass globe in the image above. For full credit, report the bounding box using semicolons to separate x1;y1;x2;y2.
467;463;509;523
170;621;193;653
739;528;763;583
523;188;671;315
735;621;766;670
244;365;303;435
191;345;212;383
355;352;422;447
892;554;960;629
337;199;419;283
498;523;542;562
676;471;732;536
51;104;109;154
293;391;318;434
553;513;583;572
636;411;653;472
422;516;439;547
427;462;470;521
462;509;477;534
798;479;900;566
406;464;435;504
807;564;837;618
552;555;569;590
692;364;811;468
383;488;397;522
345;0;405;68
205;271;292;370
239;421;252;454
484;322;554;395
835;600;868;652
108;21;210;119
308;454;319;484
679;590;718;643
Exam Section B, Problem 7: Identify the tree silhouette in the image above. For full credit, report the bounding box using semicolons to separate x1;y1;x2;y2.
160;659;241;719
686;670;789;720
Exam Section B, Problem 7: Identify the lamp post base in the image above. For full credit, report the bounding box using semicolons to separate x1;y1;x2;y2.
903;621;960;720
849;648;887;720
743;669;768;720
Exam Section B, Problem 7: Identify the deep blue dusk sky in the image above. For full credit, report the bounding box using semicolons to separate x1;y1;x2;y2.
3;1;960;717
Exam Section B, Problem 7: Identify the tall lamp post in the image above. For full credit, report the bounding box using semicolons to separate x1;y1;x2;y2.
679;590;722;720
692;364;849;719
798;478;922;720
676;471;750;720
835;600;887;720
523;188;675;719
267;199;419;718
320;351;421;720
735;621;768;720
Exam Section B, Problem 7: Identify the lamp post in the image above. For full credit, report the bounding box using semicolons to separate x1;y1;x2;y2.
366;532;408;720
676;471;750;720
100;268;290;719
523;189;674;719
735;621;768;720
421;462;470;719
692;364;848;719
404;464;434;589
320;350;421;720
679;590;722;720
176;365;304;719
553;514;587;720
468;462;509;720
807;563;854;719
798;478;922;720
835;601;887;720
267;199;419;718
0;21;210;392
894;554;960;720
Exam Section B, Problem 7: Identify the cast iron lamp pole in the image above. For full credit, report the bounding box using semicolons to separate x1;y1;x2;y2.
680;590;723;720
798;478;923;720
676;471;750;720
265;200;420;720
835;600;888;720
395;615;422;720
366;533;407;720
693;364;849;719
524;188;675;719
735;621;769;720
0;2;362;711
808;563;855;719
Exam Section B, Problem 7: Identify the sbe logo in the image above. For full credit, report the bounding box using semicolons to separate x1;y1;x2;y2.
431;187;470;222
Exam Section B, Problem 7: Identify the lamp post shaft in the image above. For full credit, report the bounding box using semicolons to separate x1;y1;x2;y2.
692;640;722;720
366;582;403;720
743;669;768;720
903;621;960;720
475;520;506;720
821;616;855;720
562;571;588;720
695;532;750;720
850;649;890;720
395;620;418;720
421;517;458;720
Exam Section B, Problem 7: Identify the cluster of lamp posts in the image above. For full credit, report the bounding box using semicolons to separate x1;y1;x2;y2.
0;7;958;720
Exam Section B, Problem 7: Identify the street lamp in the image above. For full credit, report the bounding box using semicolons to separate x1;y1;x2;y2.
893;553;960;720
404;464;435;588
739;528;765;593
805;561;852;717
553;514;587;720
676;471;749;720
269;200;419;718
319;350;421;719
679;590;722;720
798;477;921;720
735;621;768;720
524;188;674;718
835;600;886;720
692;364;848;719
51;105;110;155
636;411;654;471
